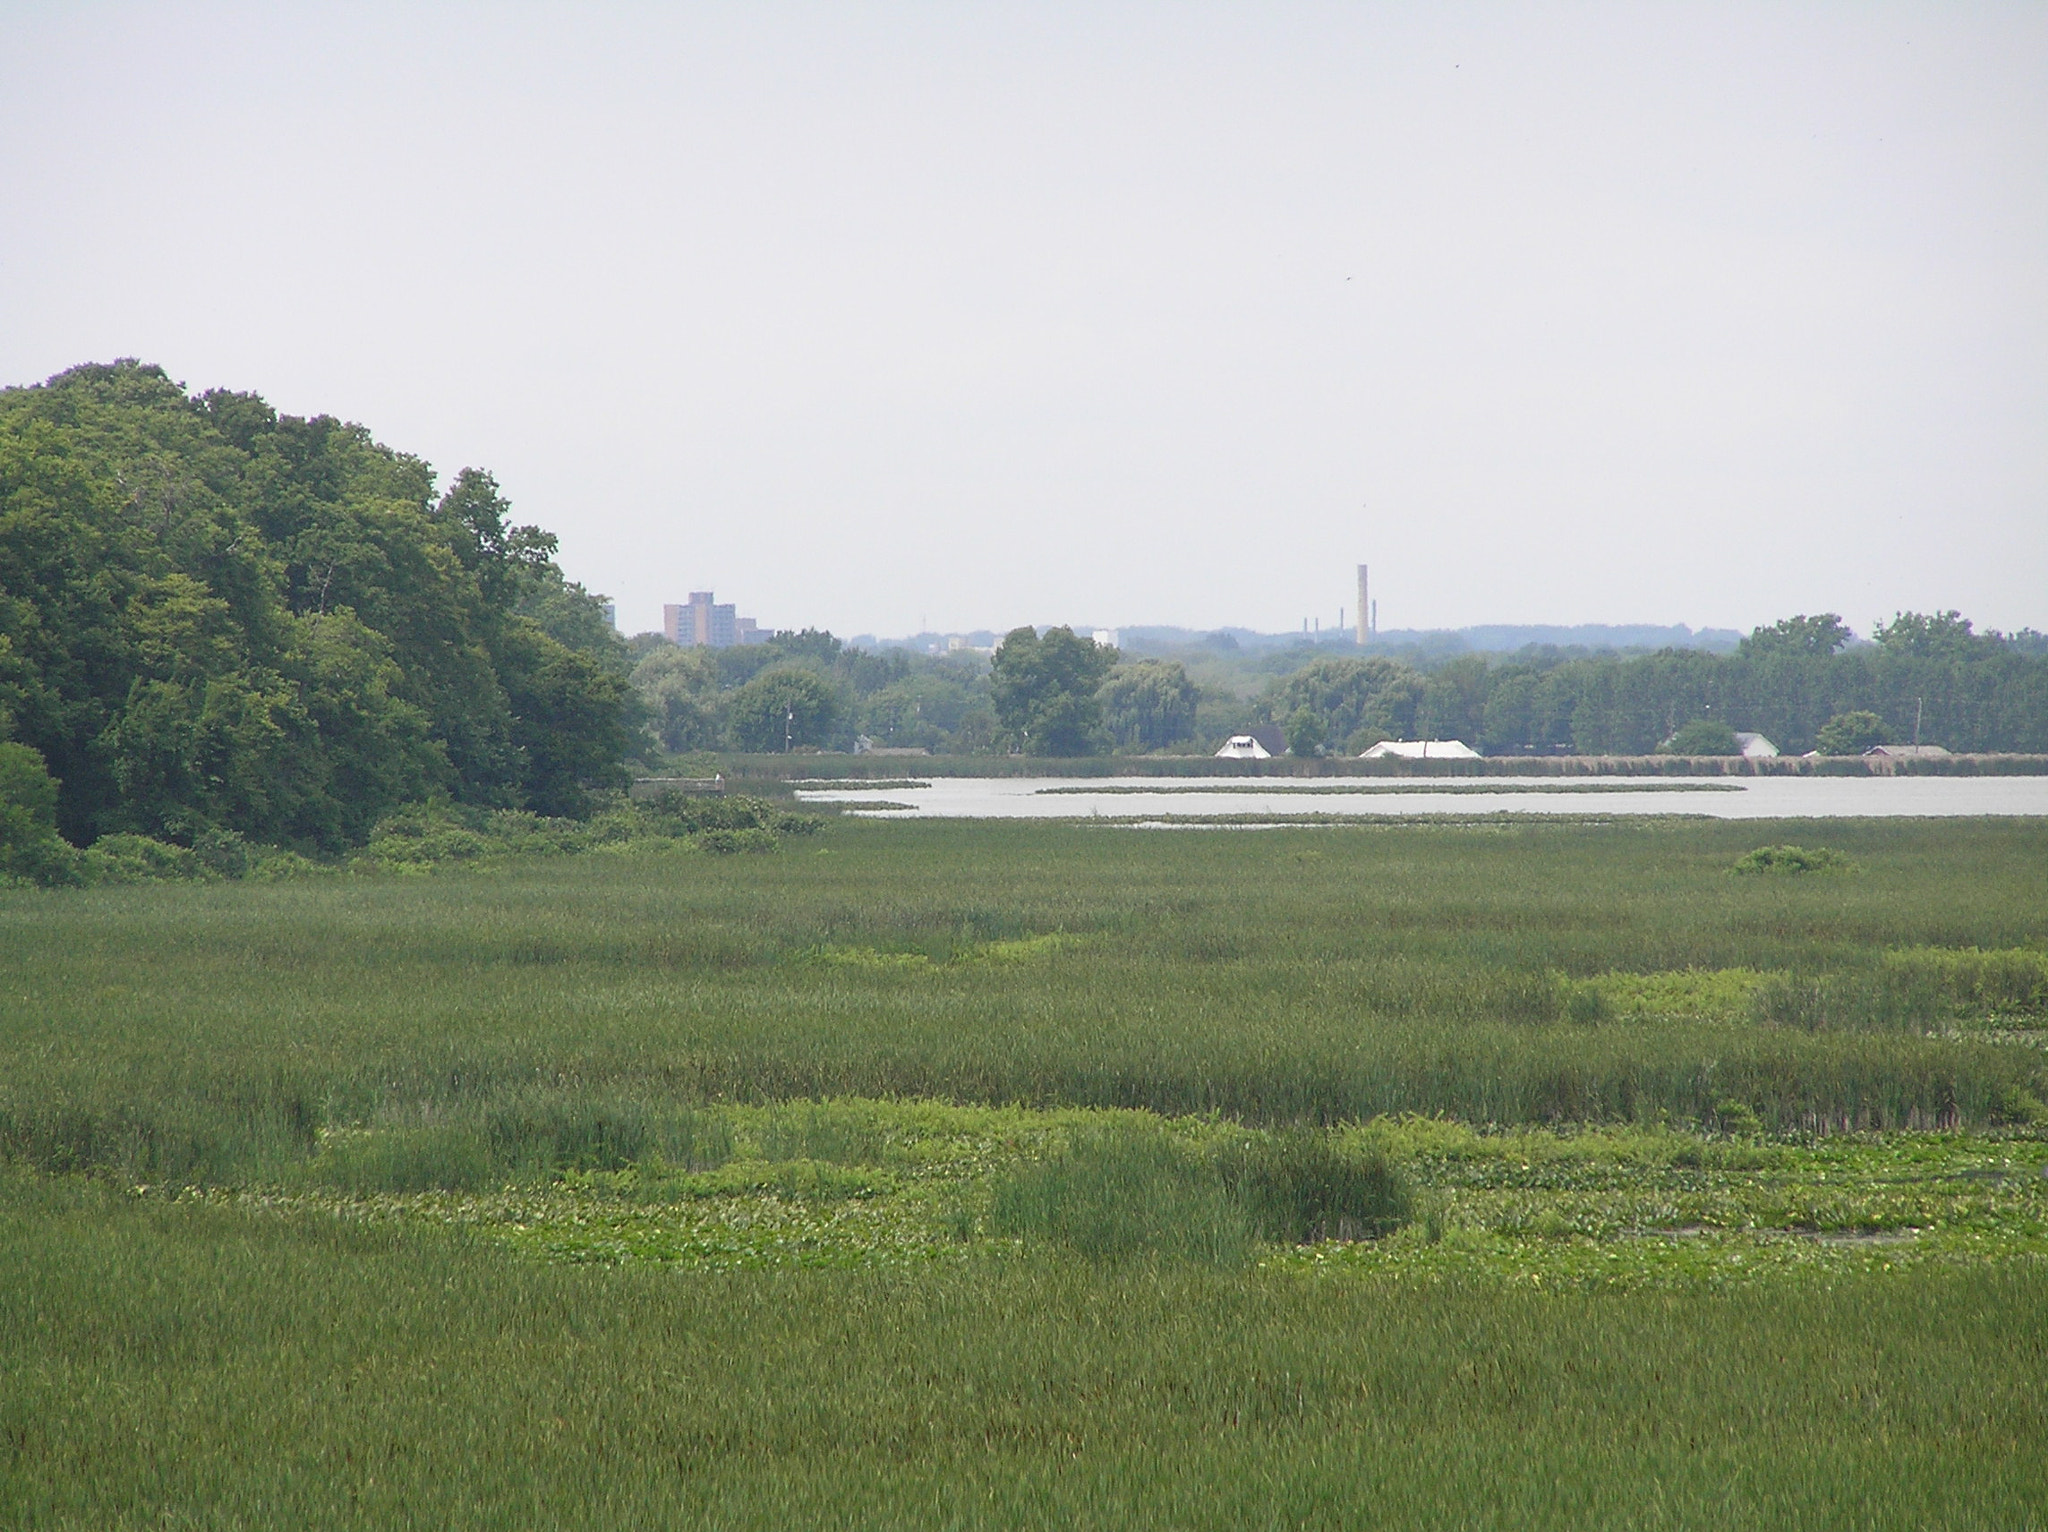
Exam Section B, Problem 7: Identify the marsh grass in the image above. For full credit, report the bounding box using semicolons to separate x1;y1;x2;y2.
2;817;2045;1189
4;1163;2048;1529
989;1125;1253;1267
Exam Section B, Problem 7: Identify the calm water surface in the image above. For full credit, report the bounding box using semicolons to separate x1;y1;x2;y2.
794;776;2048;821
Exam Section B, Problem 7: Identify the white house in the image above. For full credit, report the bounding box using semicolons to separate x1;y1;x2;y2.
1359;740;1481;760
1734;732;1780;759
1216;726;1285;759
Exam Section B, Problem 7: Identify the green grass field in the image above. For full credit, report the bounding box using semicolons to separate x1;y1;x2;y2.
4;815;2047;1526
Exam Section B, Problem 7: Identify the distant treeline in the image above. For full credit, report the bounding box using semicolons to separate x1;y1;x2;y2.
1246;613;2048;757
635;612;2048;761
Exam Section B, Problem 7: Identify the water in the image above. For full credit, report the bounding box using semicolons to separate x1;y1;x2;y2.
794;775;2048;821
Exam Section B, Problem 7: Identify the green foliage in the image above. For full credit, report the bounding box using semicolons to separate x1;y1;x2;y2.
1741;613;1853;658
1262;657;1419;749
1098;660;1198;751
0;741;72;885
1284;706;1326;757
724;666;847;752
989;1126;1250;1267
1815;709;1886;754
1659;717;1739;755
6;1166;2047;1528
0;361;633;848
1216;1128;1413;1242
1732;844;1852;875
4;818;2044;1190
347;794;820;871
1874;609;1986;659
1883;947;2048;1017
989;626;1115;754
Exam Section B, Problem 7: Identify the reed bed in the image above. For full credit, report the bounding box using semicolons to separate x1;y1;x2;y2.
2;816;2045;1187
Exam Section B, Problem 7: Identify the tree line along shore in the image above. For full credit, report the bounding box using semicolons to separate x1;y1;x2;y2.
4;360;2046;880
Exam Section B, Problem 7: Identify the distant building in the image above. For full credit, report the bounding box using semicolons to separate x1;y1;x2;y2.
1216;726;1286;759
1360;740;1481;760
601;601;616;630
1864;743;1951;758
854;736;931;757
1092;629;1120;649
664;591;767;648
1734;732;1780;759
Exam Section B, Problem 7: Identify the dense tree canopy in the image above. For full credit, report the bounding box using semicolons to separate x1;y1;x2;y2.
0;361;632;850
989;626;1118;755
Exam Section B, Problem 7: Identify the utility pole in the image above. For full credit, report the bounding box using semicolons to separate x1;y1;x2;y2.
785;707;794;753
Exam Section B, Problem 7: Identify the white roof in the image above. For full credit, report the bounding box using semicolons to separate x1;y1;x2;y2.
1215;735;1273;759
1360;740;1480;759
1734;732;1780;758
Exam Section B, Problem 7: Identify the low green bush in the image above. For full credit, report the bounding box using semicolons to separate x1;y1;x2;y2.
1732;844;1853;875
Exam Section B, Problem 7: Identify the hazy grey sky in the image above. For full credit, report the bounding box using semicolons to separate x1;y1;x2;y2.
5;3;2044;638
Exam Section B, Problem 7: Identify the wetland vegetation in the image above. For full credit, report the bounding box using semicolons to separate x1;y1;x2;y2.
3;813;2047;1526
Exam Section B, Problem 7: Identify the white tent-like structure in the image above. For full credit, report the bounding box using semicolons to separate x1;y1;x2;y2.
1215;734;1274;759
1359;740;1481;760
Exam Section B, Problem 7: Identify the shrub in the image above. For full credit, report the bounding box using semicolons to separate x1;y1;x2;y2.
80;834;198;883
1815;710;1886;755
1732;845;1852;876
0;742;80;886
1658;719;1738;755
697;827;780;855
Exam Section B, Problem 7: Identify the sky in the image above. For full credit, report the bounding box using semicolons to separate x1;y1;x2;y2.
3;3;2044;640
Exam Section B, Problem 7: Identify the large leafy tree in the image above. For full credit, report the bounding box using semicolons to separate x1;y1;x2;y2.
0;361;633;848
726;667;847;752
989;626;1116;754
1099;660;1199;751
1740;614;1853;658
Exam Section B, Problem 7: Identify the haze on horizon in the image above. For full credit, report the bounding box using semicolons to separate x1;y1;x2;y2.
3;2;2044;641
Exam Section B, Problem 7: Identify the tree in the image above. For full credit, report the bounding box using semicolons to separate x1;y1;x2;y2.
0;360;638;844
1285;708;1326;757
1658;718;1739;755
1814;710;1885;755
0;740;75;883
1099;661;1199;752
1873;611;1983;660
726;666;846;752
1740;614;1852;658
989;626;1115;754
1417;656;1489;744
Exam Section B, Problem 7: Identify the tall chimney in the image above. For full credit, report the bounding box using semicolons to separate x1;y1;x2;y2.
1355;565;1369;645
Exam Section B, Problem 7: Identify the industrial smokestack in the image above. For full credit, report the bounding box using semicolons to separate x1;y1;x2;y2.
1355;565;1369;645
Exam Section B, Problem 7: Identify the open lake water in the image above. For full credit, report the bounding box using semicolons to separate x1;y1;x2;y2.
794;776;2048;822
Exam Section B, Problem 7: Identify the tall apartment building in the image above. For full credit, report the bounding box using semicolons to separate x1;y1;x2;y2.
663;591;768;648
